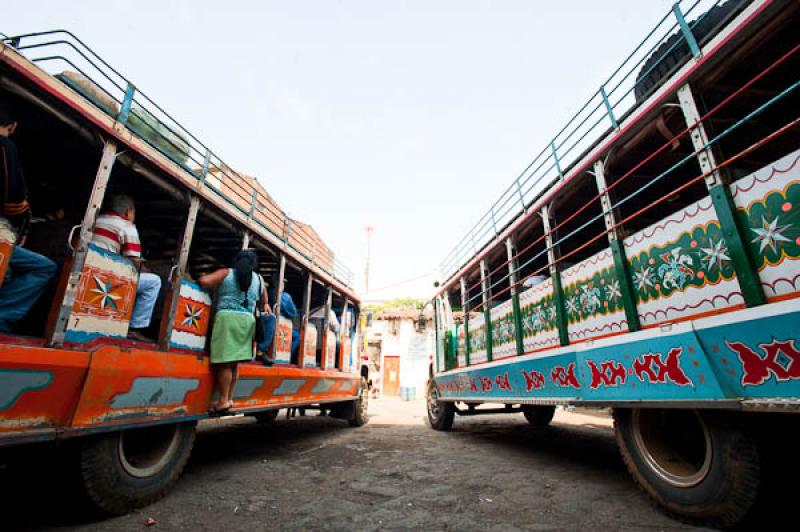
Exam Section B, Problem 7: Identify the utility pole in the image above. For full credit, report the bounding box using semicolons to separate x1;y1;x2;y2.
365;225;374;294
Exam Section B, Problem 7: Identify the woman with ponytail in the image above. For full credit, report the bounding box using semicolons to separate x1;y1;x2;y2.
199;250;270;413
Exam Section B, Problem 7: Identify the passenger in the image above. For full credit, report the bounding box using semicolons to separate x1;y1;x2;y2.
309;303;339;366
523;274;548;288
199;250;269;414
90;194;161;342
257;290;300;364
0;103;58;333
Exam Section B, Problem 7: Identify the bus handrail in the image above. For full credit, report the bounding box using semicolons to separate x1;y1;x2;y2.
438;0;743;283
0;29;355;288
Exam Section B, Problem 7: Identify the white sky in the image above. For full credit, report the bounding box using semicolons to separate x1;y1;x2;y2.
4;0;679;299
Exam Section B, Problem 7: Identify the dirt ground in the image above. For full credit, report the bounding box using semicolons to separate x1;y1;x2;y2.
4;397;791;531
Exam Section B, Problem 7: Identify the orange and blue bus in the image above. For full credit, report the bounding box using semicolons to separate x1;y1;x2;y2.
0;30;368;514
428;0;798;527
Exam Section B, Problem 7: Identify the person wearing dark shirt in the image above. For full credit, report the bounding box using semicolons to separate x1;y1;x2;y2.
0;102;57;333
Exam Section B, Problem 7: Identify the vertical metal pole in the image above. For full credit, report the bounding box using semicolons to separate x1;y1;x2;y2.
433;297;441;374
593;160;640;331
480;259;493;362
516;179;526;212
242;231;250;250
118;83;135;126
460;276;470;366
248;188;258;218
677;84;765;307
506;236;525;357
550;141;563;180
49;140;117;345
673;3;701;58
600;85;618;129
268;253;287;360
199;149;211;183
541;205;570;346
158;195;201;349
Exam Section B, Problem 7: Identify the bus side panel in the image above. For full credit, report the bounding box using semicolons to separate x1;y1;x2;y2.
575;322;727;401
0;346;89;435
435;352;580;401
69;346;212;430
730;148;800;302
234;365;360;409
561;248;629;342
693;302;800;399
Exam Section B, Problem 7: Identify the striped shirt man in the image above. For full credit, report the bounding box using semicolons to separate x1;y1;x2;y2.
91;212;142;258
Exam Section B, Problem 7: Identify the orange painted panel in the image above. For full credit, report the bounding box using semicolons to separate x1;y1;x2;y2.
0;345;89;434
69;346;212;429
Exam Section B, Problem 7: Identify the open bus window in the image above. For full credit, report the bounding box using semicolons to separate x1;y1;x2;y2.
1;87;103;337
696;15;800;182
308;278;331;368
550;178;607;268
605;107;706;240
98;156;192;342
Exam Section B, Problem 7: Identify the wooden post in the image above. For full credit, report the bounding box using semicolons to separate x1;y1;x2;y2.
338;299;350;370
158;195;201;349
460;276;470;366
506;236;525;357
593;160;641;332
480;259;493;362
268;253;287;360
541;205;570;346
49;140;117;345
677;83;764;307
321;286;333;369
297;272;313;367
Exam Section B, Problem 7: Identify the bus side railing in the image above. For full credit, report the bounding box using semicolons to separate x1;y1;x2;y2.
438;0;748;285
0;30;355;288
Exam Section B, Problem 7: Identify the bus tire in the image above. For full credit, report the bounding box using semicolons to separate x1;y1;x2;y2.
348;377;369;427
79;421;196;515
614;408;760;528
427;380;454;431
522;405;555;427
254;409;279;424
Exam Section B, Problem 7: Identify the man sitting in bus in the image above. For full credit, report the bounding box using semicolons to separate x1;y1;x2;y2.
90;194;161;342
0;103;58;334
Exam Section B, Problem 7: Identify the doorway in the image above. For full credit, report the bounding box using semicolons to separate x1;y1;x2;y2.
383;355;400;396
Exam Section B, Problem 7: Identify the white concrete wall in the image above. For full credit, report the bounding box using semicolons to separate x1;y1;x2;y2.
367;317;434;398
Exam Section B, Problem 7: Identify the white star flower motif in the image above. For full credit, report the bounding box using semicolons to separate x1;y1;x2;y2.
605;279;621;302
700;238;731;271
90;275;121;310
633;266;655;291
751;215;791;254
566;295;580;316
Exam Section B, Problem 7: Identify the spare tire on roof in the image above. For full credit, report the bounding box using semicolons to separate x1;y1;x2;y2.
634;0;745;102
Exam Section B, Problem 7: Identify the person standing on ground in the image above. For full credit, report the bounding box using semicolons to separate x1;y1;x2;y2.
0;102;57;333
199;250;269;413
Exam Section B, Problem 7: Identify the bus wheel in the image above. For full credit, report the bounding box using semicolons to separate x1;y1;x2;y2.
614;408;759;528
427;380;454;431
522;405;555;427
254;410;279;424
79;421;196;515
348;377;369;427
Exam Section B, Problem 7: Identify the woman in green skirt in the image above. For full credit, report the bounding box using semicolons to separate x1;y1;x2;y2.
199;250;269;413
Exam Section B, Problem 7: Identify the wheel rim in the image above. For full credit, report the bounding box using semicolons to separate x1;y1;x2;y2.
631;409;712;488
118;424;182;478
427;383;442;421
